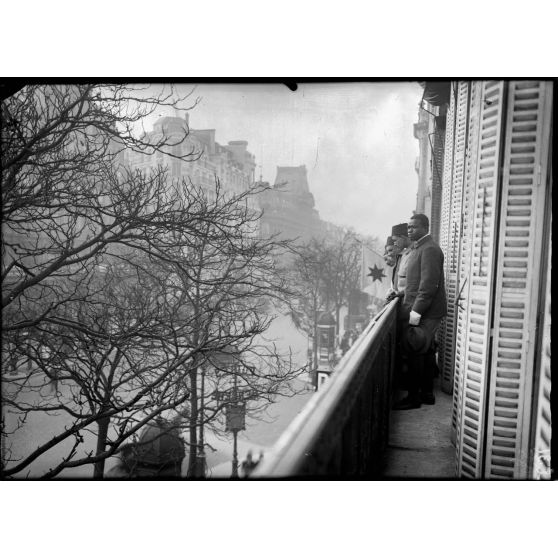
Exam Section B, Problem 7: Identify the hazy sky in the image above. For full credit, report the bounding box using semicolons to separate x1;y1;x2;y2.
153;82;423;241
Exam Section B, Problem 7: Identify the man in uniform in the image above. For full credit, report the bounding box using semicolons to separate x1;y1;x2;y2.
385;223;414;390
383;237;397;283
393;213;447;410
386;222;413;302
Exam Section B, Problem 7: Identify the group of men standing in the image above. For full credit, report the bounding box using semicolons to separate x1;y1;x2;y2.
383;213;447;410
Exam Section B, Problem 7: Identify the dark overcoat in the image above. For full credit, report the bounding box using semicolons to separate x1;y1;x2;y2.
403;234;447;319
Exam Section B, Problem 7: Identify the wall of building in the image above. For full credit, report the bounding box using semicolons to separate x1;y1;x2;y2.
258;165;324;244
126;115;257;210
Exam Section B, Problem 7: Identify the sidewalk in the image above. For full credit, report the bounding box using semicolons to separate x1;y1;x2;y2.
382;378;456;479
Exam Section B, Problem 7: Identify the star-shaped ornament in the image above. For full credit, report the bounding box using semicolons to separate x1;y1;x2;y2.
367;264;386;283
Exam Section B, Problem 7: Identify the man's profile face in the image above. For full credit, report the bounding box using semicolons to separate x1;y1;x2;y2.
384;250;395;266
392;235;409;250
408;218;427;241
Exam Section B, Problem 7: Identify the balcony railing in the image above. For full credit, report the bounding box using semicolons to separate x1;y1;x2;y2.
254;299;398;478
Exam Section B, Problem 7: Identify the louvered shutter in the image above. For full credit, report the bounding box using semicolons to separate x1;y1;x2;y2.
439;90;455;260
484;81;553;479
531;226;551;480
439;82;469;395
456;80;507;478
438;86;455;394
430;117;446;244
451;81;483;446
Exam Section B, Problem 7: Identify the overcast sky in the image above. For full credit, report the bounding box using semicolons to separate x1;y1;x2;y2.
153;82;423;241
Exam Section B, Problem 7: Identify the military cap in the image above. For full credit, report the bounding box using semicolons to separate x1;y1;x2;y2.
391;223;408;237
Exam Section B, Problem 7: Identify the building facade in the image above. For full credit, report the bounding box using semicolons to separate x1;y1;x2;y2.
126;114;257;209
258;165;324;243
127;119;327;245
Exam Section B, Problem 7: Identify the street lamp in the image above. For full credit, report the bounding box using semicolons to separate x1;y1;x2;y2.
212;349;258;478
225;375;244;478
192;363;207;478
214;376;258;478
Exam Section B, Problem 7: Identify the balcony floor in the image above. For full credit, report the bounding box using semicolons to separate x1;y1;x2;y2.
382;378;456;479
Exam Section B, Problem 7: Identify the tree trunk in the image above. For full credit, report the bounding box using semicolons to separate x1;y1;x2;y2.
197;367;206;477
93;416;110;479
313;299;318;374
187;367;198;477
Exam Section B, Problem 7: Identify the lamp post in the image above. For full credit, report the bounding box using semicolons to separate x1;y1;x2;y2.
230;375;240;478
195;364;207;477
213;366;258;479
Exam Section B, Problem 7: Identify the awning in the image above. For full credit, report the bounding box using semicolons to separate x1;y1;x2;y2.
419;81;451;106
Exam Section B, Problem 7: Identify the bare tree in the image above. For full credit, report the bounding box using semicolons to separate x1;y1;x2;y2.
1;84;304;478
2;255;193;478
288;239;328;369
287;228;367;369
2;179;302;478
1;84;200;324
319;228;362;335
151;180;304;477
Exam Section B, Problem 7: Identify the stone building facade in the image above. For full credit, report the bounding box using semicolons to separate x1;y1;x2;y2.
258;165;324;243
125;114;257;210
126;117;327;245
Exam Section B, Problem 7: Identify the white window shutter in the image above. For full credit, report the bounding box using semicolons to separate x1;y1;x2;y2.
456;81;507;478
451;81;483;447
439;87;455;262
531;225;551;480
484;81;553;479
438;84;455;396
439;82;469;395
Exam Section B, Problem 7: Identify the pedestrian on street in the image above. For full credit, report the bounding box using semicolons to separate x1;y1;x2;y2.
241;450;259;477
340;331;350;355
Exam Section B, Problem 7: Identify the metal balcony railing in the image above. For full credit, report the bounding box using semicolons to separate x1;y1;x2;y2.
254;299;398;478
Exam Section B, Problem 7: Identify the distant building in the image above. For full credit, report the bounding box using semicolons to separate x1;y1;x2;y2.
258;165;324;243
126;114;257;210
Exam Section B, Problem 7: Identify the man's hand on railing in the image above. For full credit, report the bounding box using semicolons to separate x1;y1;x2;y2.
385;290;404;303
